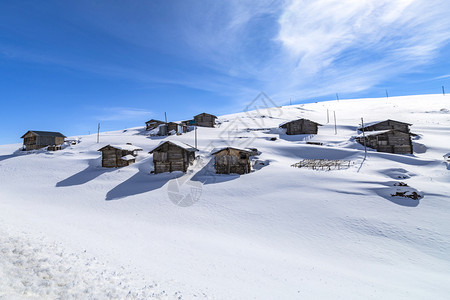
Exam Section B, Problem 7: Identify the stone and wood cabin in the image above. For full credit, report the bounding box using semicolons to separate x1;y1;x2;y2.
181;119;196;127
355;130;413;154
167;122;188;134
98;144;143;168
359;119;411;133
21;130;66;151
149;141;197;174
211;147;255;175
194;113;217;128
145;119;164;131
279;119;322;135
158;122;188;136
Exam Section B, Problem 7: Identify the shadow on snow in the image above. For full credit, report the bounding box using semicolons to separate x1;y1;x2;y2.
56;158;114;187
277;133;315;143
0;154;16;163
105;166;183;201
190;157;241;185
357;181;422;208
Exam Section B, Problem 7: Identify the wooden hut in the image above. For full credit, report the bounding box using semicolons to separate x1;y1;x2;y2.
355;130;413;154
359;119;411;133
149;141;197;174
279;119;321;135
158;122;188;136
145;119;164;131
21;130;66;151
211;147;254;175
194;113;217;128
98;144;143;168
181;119;195;127
167;122;187;134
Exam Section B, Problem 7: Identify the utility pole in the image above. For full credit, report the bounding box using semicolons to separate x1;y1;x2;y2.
326;109;329;124
361;117;367;158
336;93;339;102
164;112;167;123
385;89;389;98
290;98;292;105
97;123;100;143
334;111;337;135
195;125;198;149
443;86;446;96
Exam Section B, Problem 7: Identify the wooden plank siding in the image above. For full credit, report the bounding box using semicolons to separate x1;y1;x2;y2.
98;145;141;168
21;131;66;150
167;122;188;134
356;130;413;154
194;113;217;128
145;119;164;131
212;147;253;175
280;119;321;135
150;142;197;174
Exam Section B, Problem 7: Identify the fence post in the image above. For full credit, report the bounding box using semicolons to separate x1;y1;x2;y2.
97;123;100;143
361;117;367;159
334;111;337;135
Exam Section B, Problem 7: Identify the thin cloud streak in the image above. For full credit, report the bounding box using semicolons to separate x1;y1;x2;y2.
94;107;152;122
267;0;450;101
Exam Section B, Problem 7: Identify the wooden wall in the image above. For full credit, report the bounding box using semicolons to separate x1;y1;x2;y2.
22;133;65;150
152;143;195;173
357;131;413;154
214;148;251;174
101;148;135;168
283;120;318;135
146;120;163;131
167;123;187;134
194;114;216;127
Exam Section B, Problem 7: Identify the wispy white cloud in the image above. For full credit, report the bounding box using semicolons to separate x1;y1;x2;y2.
266;0;450;100
93;107;152;121
433;74;450;80
177;0;450;104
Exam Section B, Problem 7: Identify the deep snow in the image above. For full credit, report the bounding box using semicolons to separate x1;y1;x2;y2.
1;94;449;299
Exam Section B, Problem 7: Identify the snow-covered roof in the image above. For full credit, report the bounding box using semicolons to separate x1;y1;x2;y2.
210;147;253;155
21;130;66;138
121;155;136;161
98;144;143;151
360;119;412;129
279;118;322;127
356;130;392;137
145;119;163;124
149;140;197;153
194;112;217;118
355;129;414;137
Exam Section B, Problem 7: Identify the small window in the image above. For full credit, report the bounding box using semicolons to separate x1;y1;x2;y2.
239;153;247;159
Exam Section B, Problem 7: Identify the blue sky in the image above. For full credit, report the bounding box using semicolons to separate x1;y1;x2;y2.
1;0;450;144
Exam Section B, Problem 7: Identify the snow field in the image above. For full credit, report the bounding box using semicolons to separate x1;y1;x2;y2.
0;94;449;299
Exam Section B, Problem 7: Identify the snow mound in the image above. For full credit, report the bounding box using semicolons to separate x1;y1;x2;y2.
0;225;175;300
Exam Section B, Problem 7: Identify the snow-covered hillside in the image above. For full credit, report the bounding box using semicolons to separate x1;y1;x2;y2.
1;94;449;299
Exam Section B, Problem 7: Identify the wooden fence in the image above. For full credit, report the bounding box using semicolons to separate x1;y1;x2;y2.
291;159;352;171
